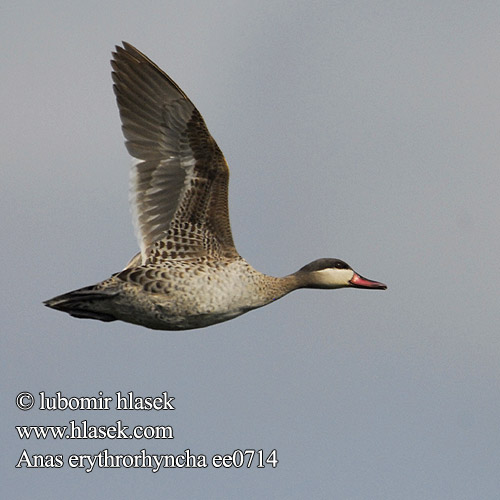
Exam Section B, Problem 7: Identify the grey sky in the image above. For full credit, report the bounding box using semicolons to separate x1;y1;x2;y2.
2;1;500;498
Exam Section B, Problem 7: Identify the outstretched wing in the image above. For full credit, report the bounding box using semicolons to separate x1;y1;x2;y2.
111;42;238;264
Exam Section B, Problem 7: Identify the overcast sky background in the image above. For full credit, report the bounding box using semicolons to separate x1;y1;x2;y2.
2;1;500;499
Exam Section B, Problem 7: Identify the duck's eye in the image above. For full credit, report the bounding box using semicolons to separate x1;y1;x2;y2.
335;261;345;269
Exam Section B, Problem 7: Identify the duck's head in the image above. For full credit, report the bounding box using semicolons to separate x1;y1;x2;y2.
296;258;387;290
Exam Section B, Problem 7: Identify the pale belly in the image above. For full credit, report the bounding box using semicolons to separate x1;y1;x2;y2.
108;261;276;330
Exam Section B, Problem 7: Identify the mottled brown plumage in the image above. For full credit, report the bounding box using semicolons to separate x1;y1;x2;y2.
111;43;237;263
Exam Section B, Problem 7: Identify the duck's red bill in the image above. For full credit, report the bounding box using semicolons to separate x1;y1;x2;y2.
349;273;387;290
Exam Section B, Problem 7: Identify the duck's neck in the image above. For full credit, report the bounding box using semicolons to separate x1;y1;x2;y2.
253;273;303;306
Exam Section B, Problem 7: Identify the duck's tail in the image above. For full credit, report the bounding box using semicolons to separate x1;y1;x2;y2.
44;285;119;322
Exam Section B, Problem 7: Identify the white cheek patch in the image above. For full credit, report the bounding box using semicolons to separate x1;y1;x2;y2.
314;268;354;288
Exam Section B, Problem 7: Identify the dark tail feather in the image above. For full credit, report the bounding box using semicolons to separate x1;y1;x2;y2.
44;285;118;322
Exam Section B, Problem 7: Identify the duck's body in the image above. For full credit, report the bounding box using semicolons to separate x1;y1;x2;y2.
51;258;293;330
45;43;386;330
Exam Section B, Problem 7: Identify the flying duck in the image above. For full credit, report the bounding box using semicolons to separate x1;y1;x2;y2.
44;42;386;330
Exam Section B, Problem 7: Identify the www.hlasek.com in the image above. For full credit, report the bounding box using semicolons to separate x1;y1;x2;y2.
14;391;278;472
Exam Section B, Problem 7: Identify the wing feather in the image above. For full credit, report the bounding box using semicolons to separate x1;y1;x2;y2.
111;42;237;263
